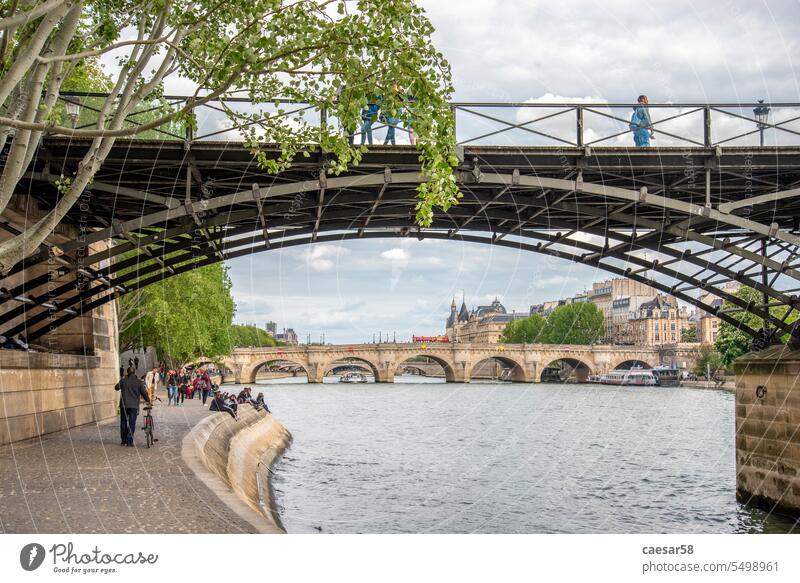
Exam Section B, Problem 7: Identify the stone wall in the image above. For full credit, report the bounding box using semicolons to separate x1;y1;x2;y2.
0;196;120;445
734;346;800;515
183;407;291;533
0;346;119;445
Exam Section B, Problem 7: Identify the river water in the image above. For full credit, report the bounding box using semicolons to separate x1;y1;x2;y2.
244;376;799;534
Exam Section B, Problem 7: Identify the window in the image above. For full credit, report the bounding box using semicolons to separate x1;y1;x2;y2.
670;323;676;331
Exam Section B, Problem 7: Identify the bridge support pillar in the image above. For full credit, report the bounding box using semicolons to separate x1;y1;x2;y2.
375;367;395;383
734;347;800;516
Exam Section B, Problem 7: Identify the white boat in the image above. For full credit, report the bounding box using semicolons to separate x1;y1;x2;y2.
600;369;657;386
339;372;368;383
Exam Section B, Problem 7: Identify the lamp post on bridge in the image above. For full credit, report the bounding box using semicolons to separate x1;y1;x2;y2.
753;100;770;147
64;96;81;128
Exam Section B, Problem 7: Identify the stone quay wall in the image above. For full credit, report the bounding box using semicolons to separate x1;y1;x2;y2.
184;406;292;533
734;346;800;515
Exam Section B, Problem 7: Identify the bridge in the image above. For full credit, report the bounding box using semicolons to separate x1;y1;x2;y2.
222;342;701;384
2;97;800;348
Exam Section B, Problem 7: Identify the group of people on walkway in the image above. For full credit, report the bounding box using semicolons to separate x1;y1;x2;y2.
164;367;217;407
350;91;657;148
210;386;271;421
114;362;273;445
349;84;416;146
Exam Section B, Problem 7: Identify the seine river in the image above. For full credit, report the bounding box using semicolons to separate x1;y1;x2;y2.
248;376;799;534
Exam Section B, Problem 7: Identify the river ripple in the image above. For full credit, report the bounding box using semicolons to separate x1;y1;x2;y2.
240;376;799;533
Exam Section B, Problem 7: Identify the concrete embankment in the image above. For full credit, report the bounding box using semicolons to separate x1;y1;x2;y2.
183;406;292;533
682;379;735;392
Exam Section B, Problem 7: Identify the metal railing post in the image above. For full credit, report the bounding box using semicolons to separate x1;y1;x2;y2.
703;106;711;147
576;106;584;147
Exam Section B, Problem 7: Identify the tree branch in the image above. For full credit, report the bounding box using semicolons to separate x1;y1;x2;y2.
35;35;171;63
0;0;67;31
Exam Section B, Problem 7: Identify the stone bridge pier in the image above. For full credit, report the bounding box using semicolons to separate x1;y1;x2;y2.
734;347;800;516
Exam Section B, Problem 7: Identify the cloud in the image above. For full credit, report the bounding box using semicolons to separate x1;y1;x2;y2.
302;244;351;272
531;275;579;289
381;248;410;261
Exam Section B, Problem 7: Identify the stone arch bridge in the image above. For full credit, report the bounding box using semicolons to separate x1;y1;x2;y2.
224;343;701;384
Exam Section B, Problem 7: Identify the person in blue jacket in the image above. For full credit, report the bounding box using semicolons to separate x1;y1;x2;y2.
360;96;382;145
630;94;655;147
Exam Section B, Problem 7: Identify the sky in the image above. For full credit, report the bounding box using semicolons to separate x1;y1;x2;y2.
222;0;800;343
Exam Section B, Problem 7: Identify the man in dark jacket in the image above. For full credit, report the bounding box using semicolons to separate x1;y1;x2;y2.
115;366;151;446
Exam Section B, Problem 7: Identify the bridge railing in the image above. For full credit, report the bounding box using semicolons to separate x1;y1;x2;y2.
56;92;800;148
451;102;800;148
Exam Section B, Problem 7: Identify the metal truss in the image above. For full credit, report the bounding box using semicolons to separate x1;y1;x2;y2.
4;145;800;345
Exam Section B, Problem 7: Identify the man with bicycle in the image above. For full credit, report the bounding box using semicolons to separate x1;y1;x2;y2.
115;366;152;447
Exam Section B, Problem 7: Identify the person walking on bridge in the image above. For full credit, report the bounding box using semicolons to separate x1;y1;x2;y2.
630;94;655;147
115;367;152;446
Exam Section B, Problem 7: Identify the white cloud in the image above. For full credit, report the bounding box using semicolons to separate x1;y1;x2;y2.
302;244;351;272
381;248;410;261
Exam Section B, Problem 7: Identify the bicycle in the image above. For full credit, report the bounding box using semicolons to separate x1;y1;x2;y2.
141;397;161;448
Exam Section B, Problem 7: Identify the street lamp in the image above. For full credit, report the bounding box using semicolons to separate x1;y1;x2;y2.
753;100;770;146
64;96;81;128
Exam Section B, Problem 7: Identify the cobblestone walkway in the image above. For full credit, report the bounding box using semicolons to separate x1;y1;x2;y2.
0;396;256;533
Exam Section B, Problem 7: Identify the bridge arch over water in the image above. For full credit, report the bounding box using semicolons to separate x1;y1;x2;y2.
613;359;655;370
540;357;594;383
321;356;381;380
465;354;531;383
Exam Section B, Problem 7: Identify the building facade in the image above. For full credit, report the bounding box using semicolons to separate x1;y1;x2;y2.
624;295;691;345
588;278;658;341
446;297;526;343
276;328;298;345
697;281;741;344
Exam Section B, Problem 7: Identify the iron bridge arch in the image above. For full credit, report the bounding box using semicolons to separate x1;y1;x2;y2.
3;139;800;347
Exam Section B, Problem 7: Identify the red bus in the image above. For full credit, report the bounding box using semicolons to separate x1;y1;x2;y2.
412;335;450;343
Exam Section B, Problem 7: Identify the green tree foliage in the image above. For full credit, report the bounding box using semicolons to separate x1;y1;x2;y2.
693;344;726;376
681;324;697;343
714;285;798;366
118;263;235;368
541;302;605;344
502;303;604;345
501;313;545;343
229;324;279;347
0;0;458;272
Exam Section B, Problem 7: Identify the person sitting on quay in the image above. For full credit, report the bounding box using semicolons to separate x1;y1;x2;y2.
115;366;152;447
255;392;271;413
237;386;252;403
209;390;238;420
629;94;655;147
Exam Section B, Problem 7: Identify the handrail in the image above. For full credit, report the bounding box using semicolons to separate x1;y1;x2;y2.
50;92;800;148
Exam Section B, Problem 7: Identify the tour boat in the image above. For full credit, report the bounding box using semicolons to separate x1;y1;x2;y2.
652;366;683;387
600;369;657;386
339;372;368;383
